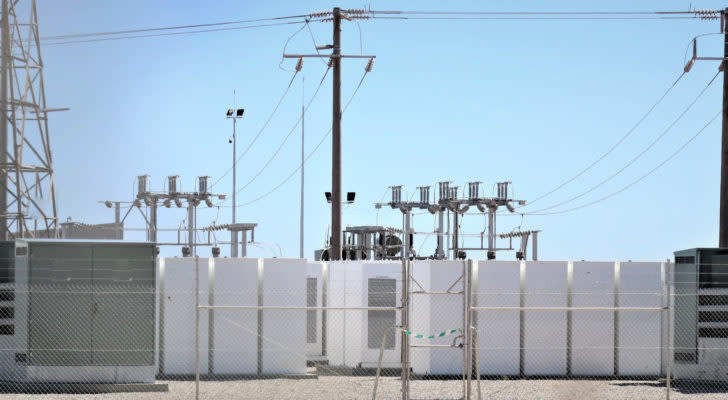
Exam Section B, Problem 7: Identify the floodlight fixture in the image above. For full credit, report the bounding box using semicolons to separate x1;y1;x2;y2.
104;201;112;208
226;109;234;117
236;108;244;117
347;192;356;202
325;192;332;203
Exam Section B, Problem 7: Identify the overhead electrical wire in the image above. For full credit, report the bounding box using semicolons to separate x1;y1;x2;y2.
525;70;720;214
369;10;703;15
372;16;698;20
233;66;331;197
232;68;371;208
279;21;310;71
209;69;300;190
523;71;687;208
40;20;313;46
41;14;314;41
525;109;722;216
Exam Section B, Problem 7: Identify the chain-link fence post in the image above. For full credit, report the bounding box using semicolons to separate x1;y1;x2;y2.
665;260;671;400
465;259;473;399
195;255;200;400
401;258;410;400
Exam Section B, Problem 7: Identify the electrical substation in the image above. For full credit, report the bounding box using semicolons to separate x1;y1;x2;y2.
0;1;728;399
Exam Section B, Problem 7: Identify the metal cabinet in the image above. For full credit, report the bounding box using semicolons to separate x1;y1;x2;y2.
28;244;93;366
19;241;155;368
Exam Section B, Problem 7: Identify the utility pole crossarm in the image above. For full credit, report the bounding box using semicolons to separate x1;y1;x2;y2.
282;54;376;59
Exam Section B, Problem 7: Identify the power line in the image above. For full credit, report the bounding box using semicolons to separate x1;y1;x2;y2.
210;69;300;190
369;9;711;16
372;16;699;21
40;14;314;41
526;70;720;214
524;71;687;208
279;21;310;71
40;20;314;46
525;109;721;216
230;68;371;209
233;66;331;197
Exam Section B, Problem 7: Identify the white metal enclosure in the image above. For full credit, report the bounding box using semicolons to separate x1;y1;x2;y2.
210;257;257;375
571;261;615;376
160;257;209;376
523;261;569;375
476;260;521;375
326;261;403;368
618;261;665;376
410;260;465;375
262;258;307;374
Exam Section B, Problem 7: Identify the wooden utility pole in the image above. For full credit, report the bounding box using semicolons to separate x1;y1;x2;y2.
331;7;342;260
721;8;728;248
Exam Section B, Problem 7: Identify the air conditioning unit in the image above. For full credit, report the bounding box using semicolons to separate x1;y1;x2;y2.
673;248;728;382
0;240;157;384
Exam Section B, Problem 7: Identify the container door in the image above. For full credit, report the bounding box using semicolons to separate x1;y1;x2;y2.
28;244;93;366
92;245;155;366
674;254;698;364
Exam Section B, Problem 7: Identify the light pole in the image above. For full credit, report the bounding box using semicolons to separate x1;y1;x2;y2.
227;107;244;257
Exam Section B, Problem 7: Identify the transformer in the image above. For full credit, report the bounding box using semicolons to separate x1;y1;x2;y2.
673;248;728;381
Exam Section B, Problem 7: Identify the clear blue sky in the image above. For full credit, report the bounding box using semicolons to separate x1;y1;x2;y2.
33;0;728;261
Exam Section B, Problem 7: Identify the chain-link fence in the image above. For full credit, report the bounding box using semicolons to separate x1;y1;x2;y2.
0;251;727;399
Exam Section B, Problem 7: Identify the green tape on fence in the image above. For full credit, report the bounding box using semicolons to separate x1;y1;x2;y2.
404;328;462;339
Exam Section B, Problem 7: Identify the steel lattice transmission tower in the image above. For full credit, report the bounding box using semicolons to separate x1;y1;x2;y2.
0;0;60;239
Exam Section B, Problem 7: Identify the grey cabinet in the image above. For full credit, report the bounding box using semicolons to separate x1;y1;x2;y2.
28;244;93;366
20;241;155;367
92;245;155;366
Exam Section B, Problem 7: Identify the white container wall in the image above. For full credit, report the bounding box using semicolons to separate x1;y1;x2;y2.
571;261;614;375
618;262;664;375
360;262;403;368
150;257;670;378
410;260;465;375
524;261;568;375
476;260;521;375
326;261;403;368
160;257;209;375
326;261;359;367
262;258;307;374
211;258;258;375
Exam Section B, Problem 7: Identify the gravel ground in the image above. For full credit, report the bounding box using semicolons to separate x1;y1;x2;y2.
0;378;726;400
